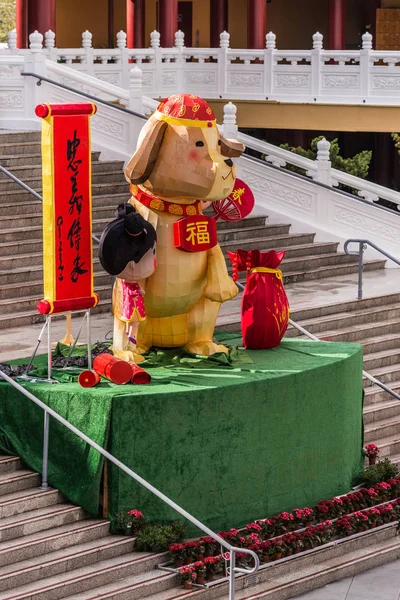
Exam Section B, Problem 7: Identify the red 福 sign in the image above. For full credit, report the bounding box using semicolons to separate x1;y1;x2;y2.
173;214;218;252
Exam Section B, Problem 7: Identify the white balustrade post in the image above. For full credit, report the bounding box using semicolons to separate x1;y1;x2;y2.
81;30;94;75
315;138;332;184
150;30;162;96
44;29;57;61
7;29;17;54
175;30;185;91
222;102;238;139
311;32;323;101
24;31;46;125
117;30;129;88
264;31;276;99
360;31;372;102
218;31;230;98
129;66;143;113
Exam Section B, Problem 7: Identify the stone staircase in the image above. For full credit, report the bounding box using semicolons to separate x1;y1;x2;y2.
0;129;387;330
1;452;400;600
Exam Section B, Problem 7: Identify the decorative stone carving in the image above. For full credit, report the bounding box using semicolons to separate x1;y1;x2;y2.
228;73;262;86
322;75;358;88
0;91;23;107
242;169;313;212
275;74;310;88
141;71;154;86
91;115;124;139
184;71;216;85
96;73;121;86
162;72;178;85
334;207;400;242
372;76;400;90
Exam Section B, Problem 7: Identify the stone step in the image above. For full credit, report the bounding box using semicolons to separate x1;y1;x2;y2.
0;142;42;156
0;152;101;168
0;488;62;520
0;519;110;568
302;316;400;344
214;215;269;232
0;457;22;476
0;472;40;498
0;535;136;593
290;293;400;323
364;379;400;406
0;181;129;205
0;284;113;315
0;552;172;600
0;258;108;286
363;348;400;372
0;131;40;144
0;504;86;544
364;399;400;426
0;160;124;182
0;218;111;243
270;259;385;286
0;171;125;192
0;298;112;331
360;333;400;356
220;230;312;249
113;525;400;600
364;363;400;386
364;415;400;444
288;304;400;337
371;433;400;458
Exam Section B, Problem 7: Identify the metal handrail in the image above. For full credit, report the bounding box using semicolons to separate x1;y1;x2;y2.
236;282;400;402
344;239;400;300
243;154;400;217
0;368;259;598
21;72;148;121
289;318;400;402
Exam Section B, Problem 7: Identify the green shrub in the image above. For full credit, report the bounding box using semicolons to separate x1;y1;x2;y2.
358;459;398;486
279;136;372;189
134;521;188;552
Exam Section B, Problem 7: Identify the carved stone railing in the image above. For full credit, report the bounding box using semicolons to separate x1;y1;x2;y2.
4;27;400;104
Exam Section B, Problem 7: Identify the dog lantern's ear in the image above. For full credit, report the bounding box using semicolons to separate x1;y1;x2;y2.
220;135;245;158
125;119;168;184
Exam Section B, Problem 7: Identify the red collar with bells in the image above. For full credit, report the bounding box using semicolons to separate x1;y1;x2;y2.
130;185;218;252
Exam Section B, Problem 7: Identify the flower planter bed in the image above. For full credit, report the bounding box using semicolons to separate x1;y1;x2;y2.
160;476;400;589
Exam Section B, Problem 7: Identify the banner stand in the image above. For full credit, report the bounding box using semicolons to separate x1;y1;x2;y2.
19;309;92;383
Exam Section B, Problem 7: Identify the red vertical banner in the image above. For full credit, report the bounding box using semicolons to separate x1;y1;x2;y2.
35;103;99;315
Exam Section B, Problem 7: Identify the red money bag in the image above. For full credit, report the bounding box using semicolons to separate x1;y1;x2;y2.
228;249;290;349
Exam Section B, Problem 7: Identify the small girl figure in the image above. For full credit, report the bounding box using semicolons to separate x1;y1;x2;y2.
99;202;157;363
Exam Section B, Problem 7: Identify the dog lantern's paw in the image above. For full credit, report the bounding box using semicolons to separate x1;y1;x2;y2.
113;349;145;364
185;341;229;356
205;277;239;303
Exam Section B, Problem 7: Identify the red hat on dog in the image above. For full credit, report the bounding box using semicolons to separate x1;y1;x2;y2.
155;94;216;128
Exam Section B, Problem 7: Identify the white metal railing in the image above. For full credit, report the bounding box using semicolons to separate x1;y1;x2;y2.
0;368;259;599
5;27;400;105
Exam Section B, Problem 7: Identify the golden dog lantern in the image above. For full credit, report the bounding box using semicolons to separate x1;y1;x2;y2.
110;94;246;360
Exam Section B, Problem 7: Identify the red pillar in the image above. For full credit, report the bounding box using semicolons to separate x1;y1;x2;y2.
328;0;346;50
159;0;178;47
210;0;227;48
126;0;134;47
28;0;56;37
16;0;28;48
247;0;267;50
134;0;145;48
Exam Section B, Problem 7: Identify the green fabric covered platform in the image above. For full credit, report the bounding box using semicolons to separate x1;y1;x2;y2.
0;334;364;534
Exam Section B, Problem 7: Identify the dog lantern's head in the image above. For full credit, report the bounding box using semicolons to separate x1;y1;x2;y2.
124;94;244;203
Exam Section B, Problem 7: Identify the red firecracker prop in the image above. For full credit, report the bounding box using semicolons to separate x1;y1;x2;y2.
128;362;152;384
228;249;290;349
93;354;132;384
78;370;100;388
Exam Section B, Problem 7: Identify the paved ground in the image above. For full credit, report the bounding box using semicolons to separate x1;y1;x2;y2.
297;559;400;599
0;267;399;363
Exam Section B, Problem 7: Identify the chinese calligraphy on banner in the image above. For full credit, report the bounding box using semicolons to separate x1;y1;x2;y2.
35;103;99;315
173;215;218;252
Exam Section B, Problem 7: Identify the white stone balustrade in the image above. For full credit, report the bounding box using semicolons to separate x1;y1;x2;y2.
4;28;400;104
